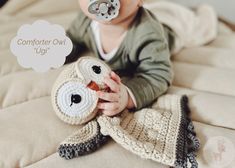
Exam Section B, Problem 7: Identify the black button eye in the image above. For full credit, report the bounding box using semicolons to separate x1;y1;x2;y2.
92;65;101;74
70;94;82;106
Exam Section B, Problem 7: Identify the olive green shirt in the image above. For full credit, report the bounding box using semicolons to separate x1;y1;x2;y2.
65;7;174;110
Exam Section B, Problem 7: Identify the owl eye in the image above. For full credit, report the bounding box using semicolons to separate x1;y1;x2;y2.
92;65;101;74
52;80;98;125
76;57;111;87
70;94;82;106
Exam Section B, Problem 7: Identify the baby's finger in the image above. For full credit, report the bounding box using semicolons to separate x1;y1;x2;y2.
97;91;119;102
97;102;119;111
110;71;121;84
104;77;120;93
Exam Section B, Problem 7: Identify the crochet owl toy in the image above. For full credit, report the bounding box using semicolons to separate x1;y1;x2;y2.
51;56;200;168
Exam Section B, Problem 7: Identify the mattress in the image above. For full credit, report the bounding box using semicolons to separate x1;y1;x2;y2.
0;0;235;167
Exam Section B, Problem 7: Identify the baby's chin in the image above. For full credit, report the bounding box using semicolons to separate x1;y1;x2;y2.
96;19;122;25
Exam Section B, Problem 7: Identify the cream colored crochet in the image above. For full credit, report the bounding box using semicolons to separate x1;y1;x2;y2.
51;56;200;168
98;94;199;167
51;56;111;125
58;120;109;159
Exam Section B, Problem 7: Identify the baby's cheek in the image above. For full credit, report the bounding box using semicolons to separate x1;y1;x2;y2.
121;0;140;6
78;0;87;9
78;0;96;19
120;0;140;15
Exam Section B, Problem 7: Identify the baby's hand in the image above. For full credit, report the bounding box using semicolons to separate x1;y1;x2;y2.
97;71;129;116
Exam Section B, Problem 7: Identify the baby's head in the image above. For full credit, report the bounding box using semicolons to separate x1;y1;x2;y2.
78;0;143;24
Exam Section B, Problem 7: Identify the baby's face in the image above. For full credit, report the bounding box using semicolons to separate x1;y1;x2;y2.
78;0;142;24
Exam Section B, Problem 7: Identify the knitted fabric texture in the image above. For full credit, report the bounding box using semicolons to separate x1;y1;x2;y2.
98;94;200;167
51;56;111;125
59;120;109;159
51;56;200;168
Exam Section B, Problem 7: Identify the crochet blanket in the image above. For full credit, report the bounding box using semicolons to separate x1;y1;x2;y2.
98;95;200;167
52;58;200;168
58;95;200;168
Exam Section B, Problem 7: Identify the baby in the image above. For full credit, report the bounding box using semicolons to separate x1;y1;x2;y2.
65;0;174;116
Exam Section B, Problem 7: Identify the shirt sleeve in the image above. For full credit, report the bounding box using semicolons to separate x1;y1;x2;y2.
125;86;137;108
64;12;89;65
121;37;173;110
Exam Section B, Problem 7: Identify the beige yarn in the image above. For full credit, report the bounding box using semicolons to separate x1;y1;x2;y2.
61;120;100;145
53;57;199;167
75;56;111;89
51;56;111;125
97;94;182;166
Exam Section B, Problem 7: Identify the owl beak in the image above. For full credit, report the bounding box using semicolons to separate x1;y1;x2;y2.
87;81;99;91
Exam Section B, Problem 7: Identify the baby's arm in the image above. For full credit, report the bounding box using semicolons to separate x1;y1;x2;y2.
64;11;88;64
121;36;173;110
97;36;173;113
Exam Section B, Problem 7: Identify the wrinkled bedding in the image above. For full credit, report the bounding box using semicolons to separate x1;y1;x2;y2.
0;0;235;168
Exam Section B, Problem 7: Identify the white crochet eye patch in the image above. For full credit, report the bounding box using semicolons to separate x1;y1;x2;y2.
75;57;111;89
57;80;97;117
54;79;98;125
